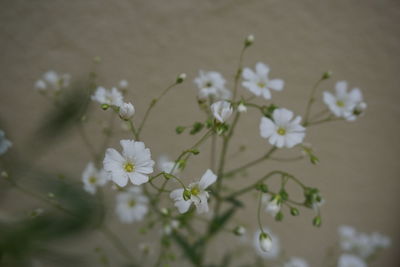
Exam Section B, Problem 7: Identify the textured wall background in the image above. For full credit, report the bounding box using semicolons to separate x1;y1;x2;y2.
0;0;399;266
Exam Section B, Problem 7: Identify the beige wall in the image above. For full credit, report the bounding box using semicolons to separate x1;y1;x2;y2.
0;0;399;266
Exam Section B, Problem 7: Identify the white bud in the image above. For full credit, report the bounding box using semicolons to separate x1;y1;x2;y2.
245;34;255;46
177;73;187;83
211;100;233;123
233;225;246;236
119;80;129;89
34;80;47;91
259;232;272;252
119;102;135;120
237;103;247;113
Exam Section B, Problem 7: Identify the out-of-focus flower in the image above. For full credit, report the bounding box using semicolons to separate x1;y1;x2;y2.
323;81;366;121
284;257;309;267
170;169;217;214
103;140;154;187
253;228;280;259
242;62;284;99
157;155;179;175
0;130;12;156
211;100;233;123
118;80;129;89
260;108;305;148
81;162;108;194
34;70;71;92
194;70;231;100
119;102;135;120
337;254;366;267
237;103;247;113
116;187;148;223
91;86;124;107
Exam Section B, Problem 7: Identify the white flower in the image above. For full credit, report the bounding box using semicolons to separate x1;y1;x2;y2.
260;108;306;148
91;86;124;106
119;102;135;120
81;162;108;194
194;70;231;100
323;81;365;121
237;103;247;113
284;257;309;267
338;225;357;251
211;100;233;123
116;187;148;223
242;62;284;99
163;220;180;235
119;80;129;89
0;130;12;156
34;70;71;92
157;155;179;175
170;169;217;214
370;232;391;249
253;228;280;259
263;194;281;217
337;254;366;267
103;140;155;187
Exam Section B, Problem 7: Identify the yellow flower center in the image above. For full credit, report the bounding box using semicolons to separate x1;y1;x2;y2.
124;162;135;173
336;100;345;107
88;176;97;184
257;82;266;88
190;186;200;196
128;199;136;207
277;127;286;136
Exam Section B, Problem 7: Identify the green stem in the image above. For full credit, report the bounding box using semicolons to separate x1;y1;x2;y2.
224;147;276;178
232;46;247;101
100;224;135;262
257;191;265;233
303;78;324;126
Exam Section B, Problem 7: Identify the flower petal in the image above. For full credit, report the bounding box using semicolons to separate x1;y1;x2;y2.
199;169;217;189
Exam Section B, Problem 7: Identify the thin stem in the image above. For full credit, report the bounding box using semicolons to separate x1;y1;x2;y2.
128;119;139;140
233;46;247;100
303;78;324;126
307;116;343;126
76;124;98;162
210;134;216;171
137;82;178;137
224;147;276;178
257;191;265;233
269;155;305;162
100;225;135;262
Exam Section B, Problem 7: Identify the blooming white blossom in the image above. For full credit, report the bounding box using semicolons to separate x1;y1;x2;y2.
34;70;71;92
103;140;155;187
170;169;217;214
194;70;231;100
81;162;108;194
211;100;233;123
119;102;135;120
242;62;284;99
91;86;124;107
253;229;280;259
157;155;179;175
116;186;148;223
118;80;129;89
323;81;366;121
0;130;12;156
263;194;281;217
284;257;309;267
338;254;366;267
260;108;305;148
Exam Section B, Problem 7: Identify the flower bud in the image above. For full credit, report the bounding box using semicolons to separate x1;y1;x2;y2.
290;207;299;216
119;102;135;120
255;183;268;193
245;34;255;47
313;216;322;227
176;73;187;84
119;80;129;89
238;103;247;113
259;232;272;252
101;104;110;110
233;225;246;236
322;71;332;80
275;211;284;221
175;126;185;134
353;102;367;116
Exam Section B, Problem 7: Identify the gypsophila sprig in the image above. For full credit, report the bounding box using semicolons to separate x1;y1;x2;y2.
3;34;387;267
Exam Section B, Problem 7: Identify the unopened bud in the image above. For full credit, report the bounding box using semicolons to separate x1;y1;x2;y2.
313;216;322;227
233;225;246;236
290;207;299;216
101;104;110;110
183;189;191;201
119;102;135;120
275;211;284;221
176;73;187;84
322;71;332;80
238;103;247;113
175;126;185;134
245;34;255;47
259;232;272;252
